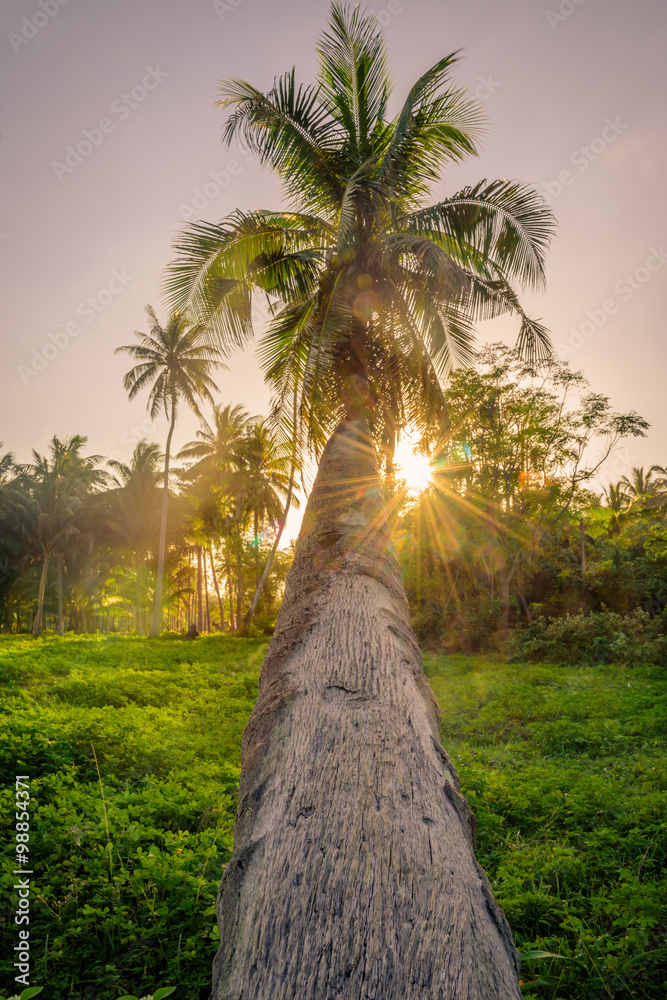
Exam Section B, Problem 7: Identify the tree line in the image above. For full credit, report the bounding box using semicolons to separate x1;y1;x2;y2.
0;397;295;637
2;341;661;643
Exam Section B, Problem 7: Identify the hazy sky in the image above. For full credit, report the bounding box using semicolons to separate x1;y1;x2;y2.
2;0;666;501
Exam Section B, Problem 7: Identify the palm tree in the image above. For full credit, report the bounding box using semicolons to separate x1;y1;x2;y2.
178;402;251;471
179;403;251;629
18;436;106;635
237;419;298;626
116;306;224;636
619;466;667;511
107;441;163;634
604;481;629;511
0;444;15;484
166;6;553;996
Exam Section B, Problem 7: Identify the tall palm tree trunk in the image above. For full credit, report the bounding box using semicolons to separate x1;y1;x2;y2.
211;420;521;1000
56;553;64;636
151;407;176;637
33;554;50;636
135;553;143;635
235;517;243;630
226;552;235;631
203;548;211;632
196;546;204;633
209;547;225;631
254;509;260;588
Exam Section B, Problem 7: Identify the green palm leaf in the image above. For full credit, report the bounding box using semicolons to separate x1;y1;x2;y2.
164;1;556;462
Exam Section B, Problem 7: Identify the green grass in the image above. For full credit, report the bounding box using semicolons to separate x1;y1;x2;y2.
426;654;667;999
0;636;665;999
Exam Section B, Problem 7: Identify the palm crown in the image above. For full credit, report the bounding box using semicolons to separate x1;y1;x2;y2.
116;306;222;421
165;2;555;462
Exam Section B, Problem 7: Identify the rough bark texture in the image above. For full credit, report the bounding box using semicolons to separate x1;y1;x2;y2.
211;420;522;1000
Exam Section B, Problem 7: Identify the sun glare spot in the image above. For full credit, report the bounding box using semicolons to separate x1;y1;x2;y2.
395;441;433;495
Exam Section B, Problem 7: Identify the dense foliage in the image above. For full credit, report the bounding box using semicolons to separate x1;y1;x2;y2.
0;635;664;999
0;405;294;639
1;344;661;651
395;346;663;650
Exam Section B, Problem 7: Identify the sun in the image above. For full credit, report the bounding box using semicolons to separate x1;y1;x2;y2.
395;439;433;495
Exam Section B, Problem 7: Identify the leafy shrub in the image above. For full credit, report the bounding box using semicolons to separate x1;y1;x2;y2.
518;608;667;666
413;594;504;652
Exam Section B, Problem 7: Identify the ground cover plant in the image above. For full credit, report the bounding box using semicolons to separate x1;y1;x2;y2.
0;634;665;999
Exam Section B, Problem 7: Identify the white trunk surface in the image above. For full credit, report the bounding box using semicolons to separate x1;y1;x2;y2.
211;421;521;1000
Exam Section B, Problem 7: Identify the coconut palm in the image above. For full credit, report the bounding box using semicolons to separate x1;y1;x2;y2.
17;436;106;635
178;402;251;471
107;441;163;634
116;306;224;636
237;419;298;624
165;6;554;996
618;466;667;511
0;444;15;484
649;464;667;499
179;403;252;629
165;11;553;467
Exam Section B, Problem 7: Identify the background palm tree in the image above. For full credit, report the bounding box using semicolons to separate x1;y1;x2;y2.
178;402;251;471
0;444;15;484
165;5;555;997
17;436;106;635
107;440;163;634
618;466;667;511
238;418;298;626
116;306;224;636
179;403;251;630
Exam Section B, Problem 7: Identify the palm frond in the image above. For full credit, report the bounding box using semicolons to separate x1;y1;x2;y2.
409;180;555;288
316;1;391;160
219;72;342;212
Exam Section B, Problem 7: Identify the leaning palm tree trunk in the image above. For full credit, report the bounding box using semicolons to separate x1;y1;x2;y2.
135;553;143;635
151;408;176;637
209;547;226;631
243;460;295;629
211;420;521;1000
33;554;50;636
56;553;65;636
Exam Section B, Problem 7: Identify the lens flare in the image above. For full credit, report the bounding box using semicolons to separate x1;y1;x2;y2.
395;440;433;495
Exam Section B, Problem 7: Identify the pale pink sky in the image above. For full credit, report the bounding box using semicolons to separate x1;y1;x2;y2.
2;0;666;522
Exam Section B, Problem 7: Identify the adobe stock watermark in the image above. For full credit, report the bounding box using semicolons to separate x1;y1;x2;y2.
18;268;134;385
107;413;169;464
545;0;587;31
557;246;667;358
473;73;501;102
597;445;642;494
540;117;628;205
371;0;407;27
8;0;72;54
213;0;245;21
179;156;251;222
51;66;169;181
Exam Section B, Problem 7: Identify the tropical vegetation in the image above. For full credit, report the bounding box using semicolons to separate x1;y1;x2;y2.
0;635;665;999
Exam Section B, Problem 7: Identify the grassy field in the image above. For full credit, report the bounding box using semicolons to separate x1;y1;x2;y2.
0;635;665;1000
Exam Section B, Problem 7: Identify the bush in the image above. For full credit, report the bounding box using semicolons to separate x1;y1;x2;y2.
518;608;667;666
412;594;504;653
